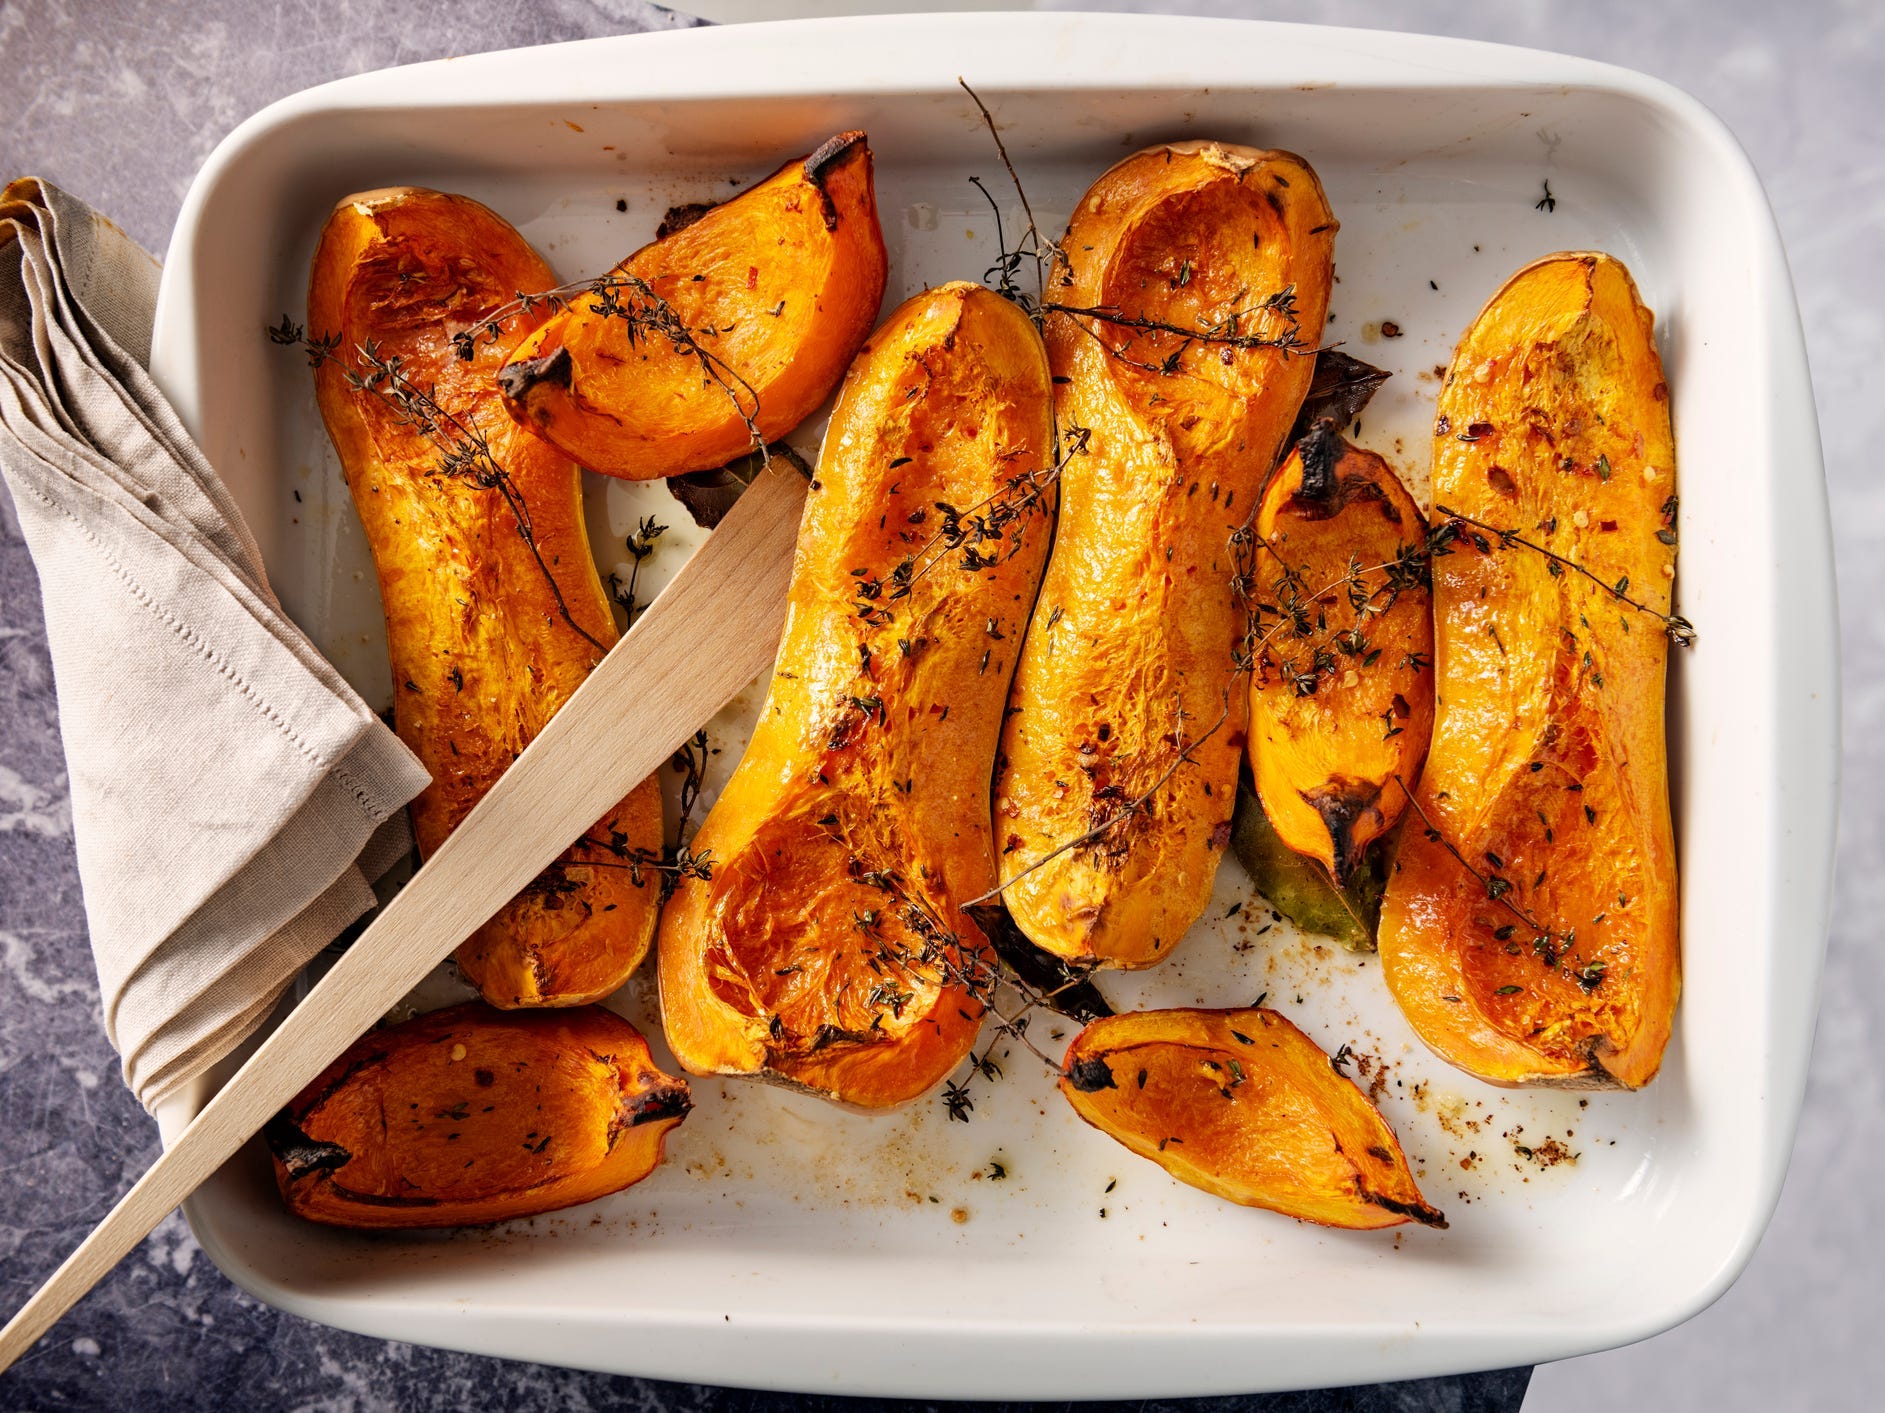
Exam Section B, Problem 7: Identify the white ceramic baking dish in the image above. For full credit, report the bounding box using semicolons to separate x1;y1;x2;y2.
145;12;1837;1398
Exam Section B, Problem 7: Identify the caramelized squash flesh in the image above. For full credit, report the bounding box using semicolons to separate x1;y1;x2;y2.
995;143;1335;969
266;1003;689;1229
1378;252;1680;1088
657;283;1056;1106
499;133;888;480
308;187;663;1008
1249;420;1434;886
1060;1008;1443;1229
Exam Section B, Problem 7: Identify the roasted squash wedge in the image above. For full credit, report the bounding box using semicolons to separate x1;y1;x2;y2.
266;1002;689;1229
995;142;1336;968
1249;419;1433;886
309;187;663;1008
1059;1008;1443;1229
1378;252;1680;1089
657;282;1056;1106
498;132;888;479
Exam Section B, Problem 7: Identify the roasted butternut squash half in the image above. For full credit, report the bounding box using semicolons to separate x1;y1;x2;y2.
309;187;663;1008
1060;1008;1443;1229
1249;419;1433;886
266;1002;690;1229
657;282;1055;1106
498;132;888;479
995;143;1336;968
1379;252;1680;1089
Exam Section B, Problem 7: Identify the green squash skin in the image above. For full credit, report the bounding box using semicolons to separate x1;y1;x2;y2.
1231;778;1387;951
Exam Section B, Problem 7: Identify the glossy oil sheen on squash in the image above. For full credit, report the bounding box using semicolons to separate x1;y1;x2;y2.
996;142;1336;969
1059;1008;1444;1229
1249;419;1433;888
266;1003;690;1229
498;132;888;480
658;282;1055;1107
309;188;663;1008
1379;252;1680;1089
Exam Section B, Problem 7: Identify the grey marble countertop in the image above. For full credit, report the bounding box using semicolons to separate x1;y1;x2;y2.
1;1;1876;1410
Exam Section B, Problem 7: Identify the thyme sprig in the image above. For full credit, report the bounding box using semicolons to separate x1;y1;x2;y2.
474;272;769;469
270;317;608;656
670;728;710;843
1236;524;1440;698
964;690;1235;909
838;860;1067;1095
895;430;1080;593
608;514;668;629
1390;774;1619;988
562;728;713;903
804;810;1085;1121
871;886;1103;1044
574;830;714;896
959;78;1055;306
1391;774;1555;942
1435;505;1695;647
876;918;1061;1077
959;79;1309;365
1050;289;1307;376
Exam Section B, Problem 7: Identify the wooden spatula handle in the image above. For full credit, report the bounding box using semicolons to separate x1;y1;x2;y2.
0;460;807;1372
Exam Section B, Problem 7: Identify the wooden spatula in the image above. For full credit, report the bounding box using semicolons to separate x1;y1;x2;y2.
0;458;807;1372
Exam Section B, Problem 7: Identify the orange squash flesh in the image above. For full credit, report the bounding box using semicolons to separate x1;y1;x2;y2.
1378;252;1680;1089
309;188;664;1008
657;283;1056;1106
266;1003;690;1229
995;142;1336;969
1249;420;1434;886
499;132;888;480
1059;1008;1444;1229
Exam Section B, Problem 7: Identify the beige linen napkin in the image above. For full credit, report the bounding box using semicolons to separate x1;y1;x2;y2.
0;177;431;1109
